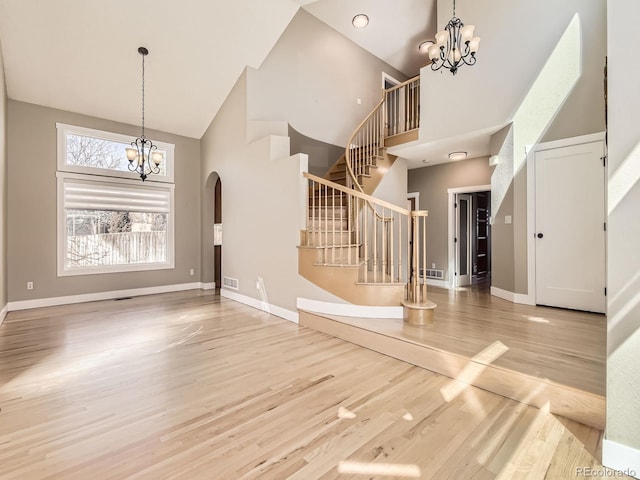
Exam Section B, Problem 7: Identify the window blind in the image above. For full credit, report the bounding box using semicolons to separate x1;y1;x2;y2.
63;179;171;213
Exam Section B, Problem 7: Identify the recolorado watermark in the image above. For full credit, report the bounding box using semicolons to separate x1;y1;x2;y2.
576;467;637;478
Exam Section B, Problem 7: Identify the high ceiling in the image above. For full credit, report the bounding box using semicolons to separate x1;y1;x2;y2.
302;0;437;78
0;0;436;140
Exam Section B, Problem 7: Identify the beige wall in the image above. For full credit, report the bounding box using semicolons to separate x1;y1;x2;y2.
427;0;606;144
7;101;201;302
247;9;407;147
605;0;640;470
200;11;412;313
0;43;6;315
407;157;492;283
200;70;343;312
444;0;607;296
288;125;343;177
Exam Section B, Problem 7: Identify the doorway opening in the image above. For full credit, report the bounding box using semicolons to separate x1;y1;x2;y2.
448;186;492;288
214;176;222;291
204;172;222;292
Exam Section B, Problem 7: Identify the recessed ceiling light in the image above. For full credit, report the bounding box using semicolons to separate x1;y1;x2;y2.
352;14;369;28
448;151;467;161
418;41;434;54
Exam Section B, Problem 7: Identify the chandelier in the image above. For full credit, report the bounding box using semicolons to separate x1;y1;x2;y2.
126;47;162;181
422;0;480;75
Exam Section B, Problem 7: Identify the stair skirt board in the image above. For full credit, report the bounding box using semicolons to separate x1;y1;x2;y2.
298;247;405;306
298;311;605;430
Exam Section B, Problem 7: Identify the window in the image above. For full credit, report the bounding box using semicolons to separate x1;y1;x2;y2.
57;124;175;276
57;123;174;182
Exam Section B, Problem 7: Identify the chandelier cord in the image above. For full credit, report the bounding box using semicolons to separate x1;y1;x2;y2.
141;52;145;139
453;0;456;17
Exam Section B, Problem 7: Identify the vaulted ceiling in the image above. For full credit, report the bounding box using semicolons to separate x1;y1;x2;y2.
0;0;436;139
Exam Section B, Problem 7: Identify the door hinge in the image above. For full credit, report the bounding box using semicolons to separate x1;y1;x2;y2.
455;203;458;208
454;237;458;243
602;155;607;167
604;222;607;231
605;287;607;296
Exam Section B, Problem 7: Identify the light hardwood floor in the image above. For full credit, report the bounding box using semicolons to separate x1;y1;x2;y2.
0;291;625;479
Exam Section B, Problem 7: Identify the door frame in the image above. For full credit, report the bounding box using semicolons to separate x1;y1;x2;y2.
447;185;491;289
407;192;420;210
525;131;606;308
382;72;402;89
455;193;473;287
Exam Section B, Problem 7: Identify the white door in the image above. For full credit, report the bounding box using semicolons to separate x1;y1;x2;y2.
535;141;606;313
456;194;472;287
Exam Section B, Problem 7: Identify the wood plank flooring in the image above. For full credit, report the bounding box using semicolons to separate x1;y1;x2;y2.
0;291;624;479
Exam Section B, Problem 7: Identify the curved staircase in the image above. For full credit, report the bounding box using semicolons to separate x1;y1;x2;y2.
298;76;435;319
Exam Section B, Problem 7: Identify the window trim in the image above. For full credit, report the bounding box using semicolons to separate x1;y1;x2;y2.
56;172;175;276
56;123;175;183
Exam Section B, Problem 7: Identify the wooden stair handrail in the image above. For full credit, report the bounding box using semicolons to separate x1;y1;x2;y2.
305;172;427;218
344;95;385;193
384;74;420;94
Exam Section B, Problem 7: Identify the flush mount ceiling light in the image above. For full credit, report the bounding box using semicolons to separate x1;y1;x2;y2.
352;14;369;28
126;47;163;181
448;151;468;161
420;0;480;75
418;41;434;54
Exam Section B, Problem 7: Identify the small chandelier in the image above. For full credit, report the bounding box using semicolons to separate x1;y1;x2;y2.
422;0;480;75
126;47;162;181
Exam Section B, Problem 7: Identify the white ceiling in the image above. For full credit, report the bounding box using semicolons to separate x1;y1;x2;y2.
302;0;437;78
388;126;500;170
0;0;304;139
0;0;491;163
0;0;440;141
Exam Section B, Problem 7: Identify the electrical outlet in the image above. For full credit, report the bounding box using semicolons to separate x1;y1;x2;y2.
431;263;436;269
189;268;195;276
26;281;34;290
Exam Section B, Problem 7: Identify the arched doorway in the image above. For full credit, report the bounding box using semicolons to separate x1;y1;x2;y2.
203;172;222;292
213;176;222;291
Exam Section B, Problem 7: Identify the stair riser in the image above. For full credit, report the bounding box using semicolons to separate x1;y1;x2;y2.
305;231;353;246
308;206;349;219
308;219;349;231
309;195;348;206
313;246;360;265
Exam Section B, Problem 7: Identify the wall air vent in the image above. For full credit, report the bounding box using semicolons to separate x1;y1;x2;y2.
223;277;239;290
424;269;444;280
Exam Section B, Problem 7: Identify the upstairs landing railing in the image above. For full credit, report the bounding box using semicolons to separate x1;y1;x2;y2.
344;75;420;191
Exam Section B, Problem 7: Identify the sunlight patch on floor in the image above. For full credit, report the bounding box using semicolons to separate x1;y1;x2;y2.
440;340;509;403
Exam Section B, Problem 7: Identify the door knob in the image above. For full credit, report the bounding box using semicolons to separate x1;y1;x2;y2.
537;233;544;238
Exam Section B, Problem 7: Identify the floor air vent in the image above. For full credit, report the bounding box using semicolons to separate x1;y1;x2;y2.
223;277;239;290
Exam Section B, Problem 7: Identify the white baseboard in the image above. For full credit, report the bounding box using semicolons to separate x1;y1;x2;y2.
7;282;212;312
220;288;299;324
297;297;403;319
490;286;535;306
0;304;7;326
603;439;640;479
201;282;216;290
425;278;449;289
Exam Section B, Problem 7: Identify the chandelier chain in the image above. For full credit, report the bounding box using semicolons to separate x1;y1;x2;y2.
453;0;456;17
